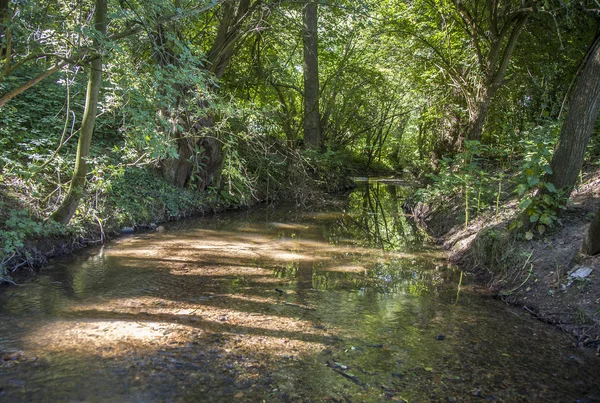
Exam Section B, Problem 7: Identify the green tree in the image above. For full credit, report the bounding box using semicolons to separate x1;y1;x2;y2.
383;0;535;146
452;0;535;141
157;0;273;188
50;0;107;224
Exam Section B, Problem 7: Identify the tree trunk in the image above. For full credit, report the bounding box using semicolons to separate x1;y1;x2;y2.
583;204;600;255
50;0;107;224
546;35;600;198
302;0;321;149
160;0;254;189
160;137;196;188
466;92;491;141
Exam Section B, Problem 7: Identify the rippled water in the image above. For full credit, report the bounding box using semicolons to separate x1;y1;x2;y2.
0;181;598;402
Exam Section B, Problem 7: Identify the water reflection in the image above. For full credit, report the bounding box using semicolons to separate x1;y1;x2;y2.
0;181;598;402
342;182;424;250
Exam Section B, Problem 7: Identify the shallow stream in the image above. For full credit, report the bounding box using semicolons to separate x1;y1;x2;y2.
1;181;598;402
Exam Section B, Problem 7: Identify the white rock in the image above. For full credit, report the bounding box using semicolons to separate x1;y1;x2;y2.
568;266;593;280
566;266;593;287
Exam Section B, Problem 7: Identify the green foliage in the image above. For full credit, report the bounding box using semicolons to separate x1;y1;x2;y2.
105;168;207;227
0;209;42;257
309;149;357;192
416;141;504;226
509;124;566;238
0;68;86;178
0;204;67;274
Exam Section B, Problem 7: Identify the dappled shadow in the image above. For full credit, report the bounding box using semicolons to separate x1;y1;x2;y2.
1;182;599;401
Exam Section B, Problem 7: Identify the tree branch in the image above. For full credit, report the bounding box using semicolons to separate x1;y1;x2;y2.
0;61;67;107
451;0;485;74
109;0;227;42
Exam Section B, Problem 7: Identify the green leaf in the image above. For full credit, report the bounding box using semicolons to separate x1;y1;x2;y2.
540;215;553;225
542;165;553;174
545;182;557;193
525;231;534;240
527;176;539;186
519;198;532;210
529;214;539;223
537;225;546;235
542;194;554;205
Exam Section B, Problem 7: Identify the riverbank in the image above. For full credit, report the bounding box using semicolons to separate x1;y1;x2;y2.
0;157;358;283
422;168;600;352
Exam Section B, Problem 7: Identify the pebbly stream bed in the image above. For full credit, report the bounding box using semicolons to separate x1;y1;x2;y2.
0;181;599;402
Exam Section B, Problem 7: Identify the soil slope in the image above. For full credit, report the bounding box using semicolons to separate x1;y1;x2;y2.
427;169;600;353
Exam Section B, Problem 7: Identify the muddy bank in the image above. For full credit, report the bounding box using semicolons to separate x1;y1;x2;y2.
422;169;600;351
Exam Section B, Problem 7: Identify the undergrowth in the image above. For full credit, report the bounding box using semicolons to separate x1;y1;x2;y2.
465;227;532;289
414;124;566;239
0;145;354;279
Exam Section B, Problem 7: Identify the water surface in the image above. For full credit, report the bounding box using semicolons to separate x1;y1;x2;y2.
0;182;598;402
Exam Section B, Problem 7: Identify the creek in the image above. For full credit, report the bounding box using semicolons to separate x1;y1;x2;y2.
0;181;598;402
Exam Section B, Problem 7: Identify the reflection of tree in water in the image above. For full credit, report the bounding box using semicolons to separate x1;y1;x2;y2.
332;182;423;251
269;183;445;295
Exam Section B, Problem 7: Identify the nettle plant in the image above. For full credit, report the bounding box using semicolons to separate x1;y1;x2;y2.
418;140;503;228
510;125;566;239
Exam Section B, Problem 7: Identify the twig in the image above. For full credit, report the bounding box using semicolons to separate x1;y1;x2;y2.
30;70;76;179
10;260;28;272
330;368;367;389
283;301;316;311
1;277;18;286
93;214;105;242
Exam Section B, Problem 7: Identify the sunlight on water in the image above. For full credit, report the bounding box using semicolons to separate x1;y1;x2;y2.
0;182;598;402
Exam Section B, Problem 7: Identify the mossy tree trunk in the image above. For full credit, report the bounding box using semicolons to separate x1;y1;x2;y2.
50;0;107;225
583;205;600;255
546;34;600;198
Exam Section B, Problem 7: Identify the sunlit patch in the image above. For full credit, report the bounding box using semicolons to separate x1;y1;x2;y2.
167;265;265;276
28;292;333;359
24;320;179;355
322;264;367;273
224;334;326;357
63;296;329;336
268;222;311;230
